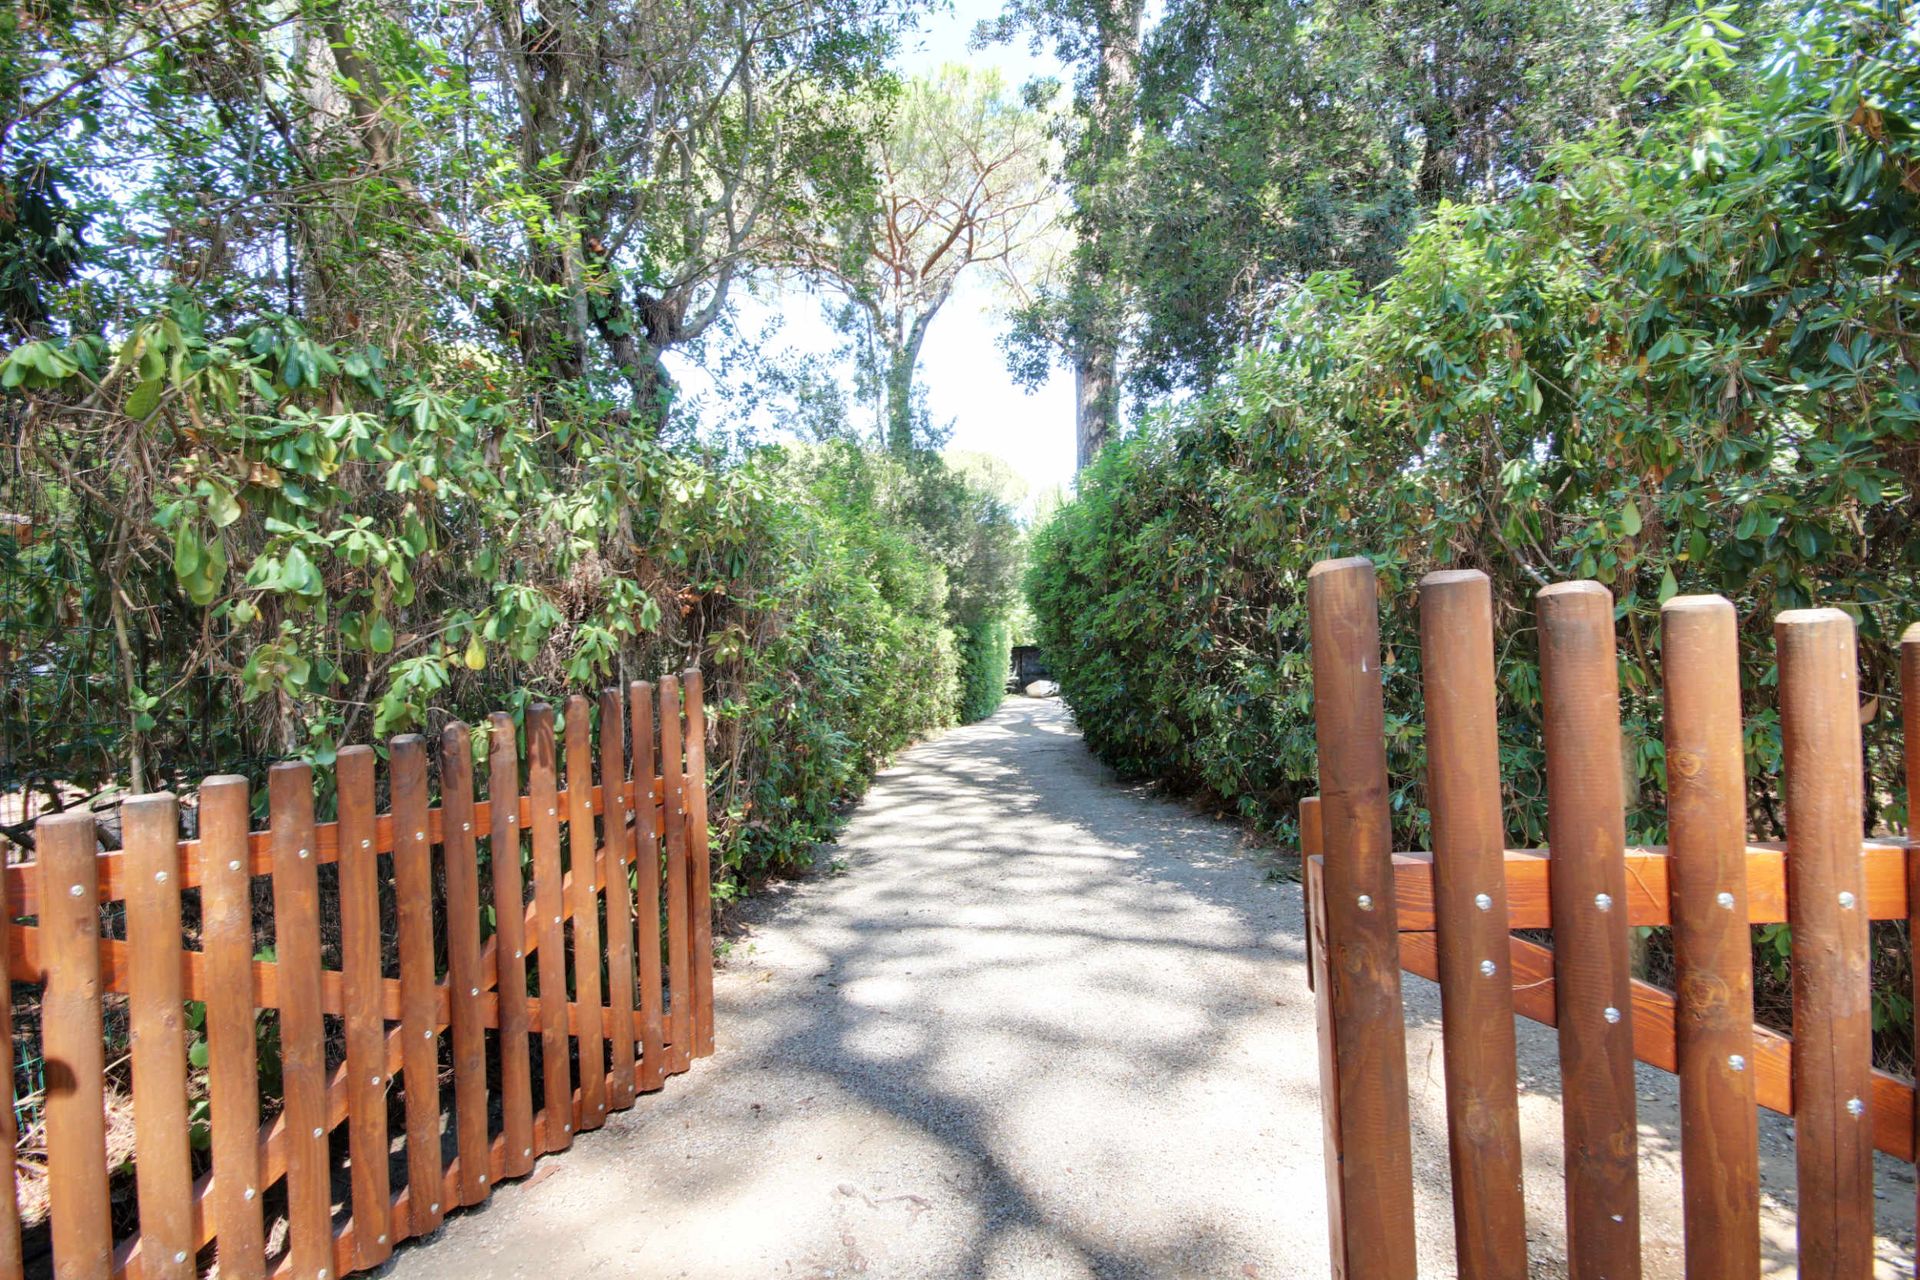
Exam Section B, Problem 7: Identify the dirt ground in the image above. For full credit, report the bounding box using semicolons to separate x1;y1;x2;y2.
384;696;1917;1278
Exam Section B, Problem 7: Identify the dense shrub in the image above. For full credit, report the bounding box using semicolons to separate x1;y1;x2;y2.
958;618;1013;723
1031;6;1918;1049
0;308;997;889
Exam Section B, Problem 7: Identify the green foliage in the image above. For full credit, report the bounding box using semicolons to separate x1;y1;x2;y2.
958;618;1013;723
1031;3;1920;867
1121;0;1649;395
1;304;992;887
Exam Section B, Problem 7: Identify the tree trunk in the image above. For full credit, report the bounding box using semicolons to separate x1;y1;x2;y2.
1075;349;1117;470
1071;0;1143;472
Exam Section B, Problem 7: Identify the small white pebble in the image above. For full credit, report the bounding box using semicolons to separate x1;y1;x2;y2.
1603;1007;1621;1024
1728;1055;1746;1072
1716;891;1735;909
1474;893;1492;911
1479;960;1497;977
1356;894;1373;912
1594;892;1612;912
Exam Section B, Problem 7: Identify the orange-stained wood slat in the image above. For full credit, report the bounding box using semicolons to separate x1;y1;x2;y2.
336;744;393;1271
566;696;608;1131
631;681;668;1092
489;711;537;1180
198;777;267;1280
122;794;194;1280
600;687;640;1107
267;763;332;1280
442;723;491;1206
41;813;113;1280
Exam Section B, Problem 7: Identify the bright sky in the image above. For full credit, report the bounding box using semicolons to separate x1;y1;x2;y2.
666;0;1078;515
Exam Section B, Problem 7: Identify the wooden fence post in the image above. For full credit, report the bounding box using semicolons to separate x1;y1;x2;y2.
336;744;392;1268
40;811;110;1280
565;695;608;1130
1902;623;1920;1252
1660;596;1759;1277
267;762;331;1280
660;675;694;1074
1418;569;1528;1278
1536;580;1638;1280
527;704;572;1149
123;792;192;1280
199;776;266;1280
392;734;445;1236
1777;609;1873;1278
441;722;490;1204
1306;555;1417;1280
600;686;641;1107
0;805;19;1280
630;681;668;1091
488;711;537;1178
684;668;717;1058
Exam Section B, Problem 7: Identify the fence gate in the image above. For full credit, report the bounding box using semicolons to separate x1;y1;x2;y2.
1302;557;1912;1279
2;671;716;1280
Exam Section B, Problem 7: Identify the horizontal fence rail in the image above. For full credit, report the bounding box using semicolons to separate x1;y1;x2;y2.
1302;560;1916;1279
2;671;717;1280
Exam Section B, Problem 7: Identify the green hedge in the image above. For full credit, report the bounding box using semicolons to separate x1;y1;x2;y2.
1031;7;1918;850
958;618;1012;723
1;293;979;892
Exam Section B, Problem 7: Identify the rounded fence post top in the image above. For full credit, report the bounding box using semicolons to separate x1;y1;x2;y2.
1902;621;1920;645
1536;579;1610;601
1418;567;1488;589
1307;555;1374;579
1661;593;1734;617
1775;606;1854;630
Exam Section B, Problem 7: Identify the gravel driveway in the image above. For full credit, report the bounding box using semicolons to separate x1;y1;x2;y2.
388;696;1916;1278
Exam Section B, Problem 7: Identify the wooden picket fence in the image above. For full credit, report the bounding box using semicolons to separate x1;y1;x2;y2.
1302;558;1916;1279
0;671;717;1280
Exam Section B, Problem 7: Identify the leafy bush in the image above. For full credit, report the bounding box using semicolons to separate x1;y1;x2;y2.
958;618;1013;723
0;308;991;889
1030;5;1919;1054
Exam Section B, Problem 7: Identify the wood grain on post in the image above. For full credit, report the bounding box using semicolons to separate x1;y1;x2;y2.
391;735;444;1235
39;811;111;1280
1660;596;1759;1277
527;704;573;1147
123;793;194;1280
565;695;608;1129
197;777;266;1280
0;814;19;1280
600;687;640;1107
1300;795;1321;994
1536;580;1639;1280
660;675;694;1074
1777;608;1874;1277
684;668;717;1058
1418;569;1528;1278
335;745;392;1267
1902;623;1920;1245
1305;556;1417;1280
630;682;667;1091
267;762;332;1279
489;712;536;1177
441;723;490;1203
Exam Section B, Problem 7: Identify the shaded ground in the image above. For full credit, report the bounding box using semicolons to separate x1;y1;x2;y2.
387;697;1916;1278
